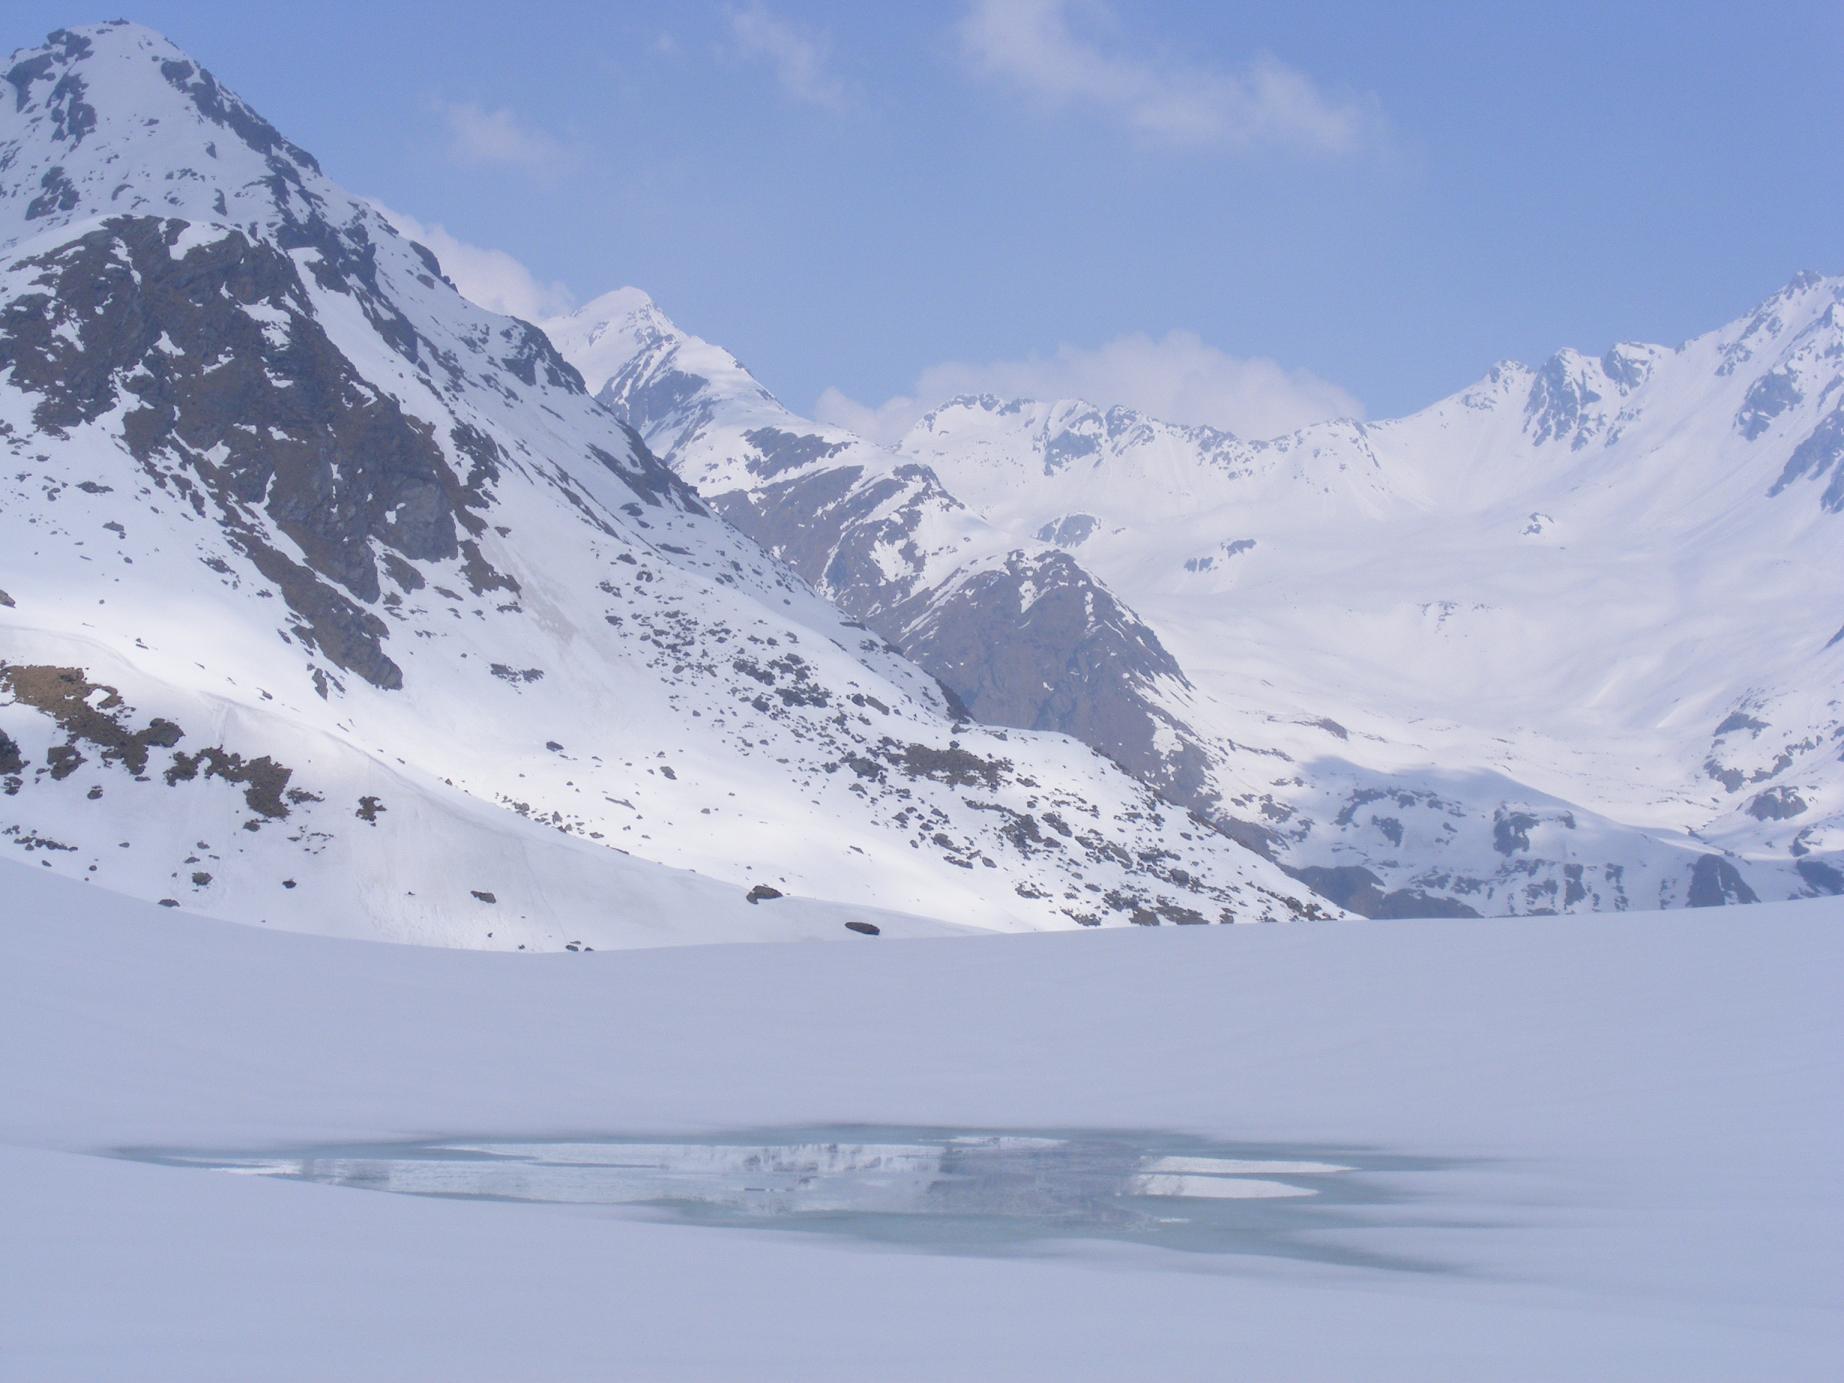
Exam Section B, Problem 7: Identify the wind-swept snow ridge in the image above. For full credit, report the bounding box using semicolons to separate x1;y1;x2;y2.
0;22;1334;944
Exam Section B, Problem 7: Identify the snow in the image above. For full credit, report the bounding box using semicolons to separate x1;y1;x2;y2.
556;264;1844;915
3;862;1839;1379
543;293;1074;606
885;281;1844;911
1;33;1837;1369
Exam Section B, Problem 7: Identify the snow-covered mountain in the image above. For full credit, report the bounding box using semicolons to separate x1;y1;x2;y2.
554;275;1844;916
0;22;1335;946
549;290;1227;824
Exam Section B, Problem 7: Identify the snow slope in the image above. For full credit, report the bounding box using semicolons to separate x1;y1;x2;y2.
0;22;1332;944
555;274;1844;917
4;862;1839;1379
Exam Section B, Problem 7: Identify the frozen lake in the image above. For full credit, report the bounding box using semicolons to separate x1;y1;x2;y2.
127;1128;1451;1264
14;874;1838;1379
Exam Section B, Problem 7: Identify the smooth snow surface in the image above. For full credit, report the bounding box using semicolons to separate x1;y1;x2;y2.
4;863;1840;1380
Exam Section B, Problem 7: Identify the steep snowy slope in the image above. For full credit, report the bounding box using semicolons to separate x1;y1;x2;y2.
556;276;1844;916
0;22;1333;944
550;289;1231;819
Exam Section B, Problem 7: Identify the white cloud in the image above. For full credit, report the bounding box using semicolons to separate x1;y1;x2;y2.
368;202;575;322
956;0;1374;153
436;101;574;174
725;2;851;110
815;331;1363;444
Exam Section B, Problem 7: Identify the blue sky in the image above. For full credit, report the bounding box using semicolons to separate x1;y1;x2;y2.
8;2;1841;435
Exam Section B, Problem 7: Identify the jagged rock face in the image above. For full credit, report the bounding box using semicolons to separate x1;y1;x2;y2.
897;548;1184;729
555;270;1844;916
890;549;1217;811
0;22;1335;945
705;456;1221;816
705;461;956;622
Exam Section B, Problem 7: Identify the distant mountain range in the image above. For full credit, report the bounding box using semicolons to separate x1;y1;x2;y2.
550;266;1844;916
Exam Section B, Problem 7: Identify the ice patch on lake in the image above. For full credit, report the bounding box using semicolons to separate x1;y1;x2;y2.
124;1127;1447;1264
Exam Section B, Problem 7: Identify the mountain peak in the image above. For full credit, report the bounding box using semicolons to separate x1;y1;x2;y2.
2;21;330;252
572;285;658;321
551;286;684;361
1776;268;1831;300
547;286;786;430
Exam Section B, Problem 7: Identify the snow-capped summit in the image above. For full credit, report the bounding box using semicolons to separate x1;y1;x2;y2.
545;287;786;486
0;23;1335;944
1;21;321;244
